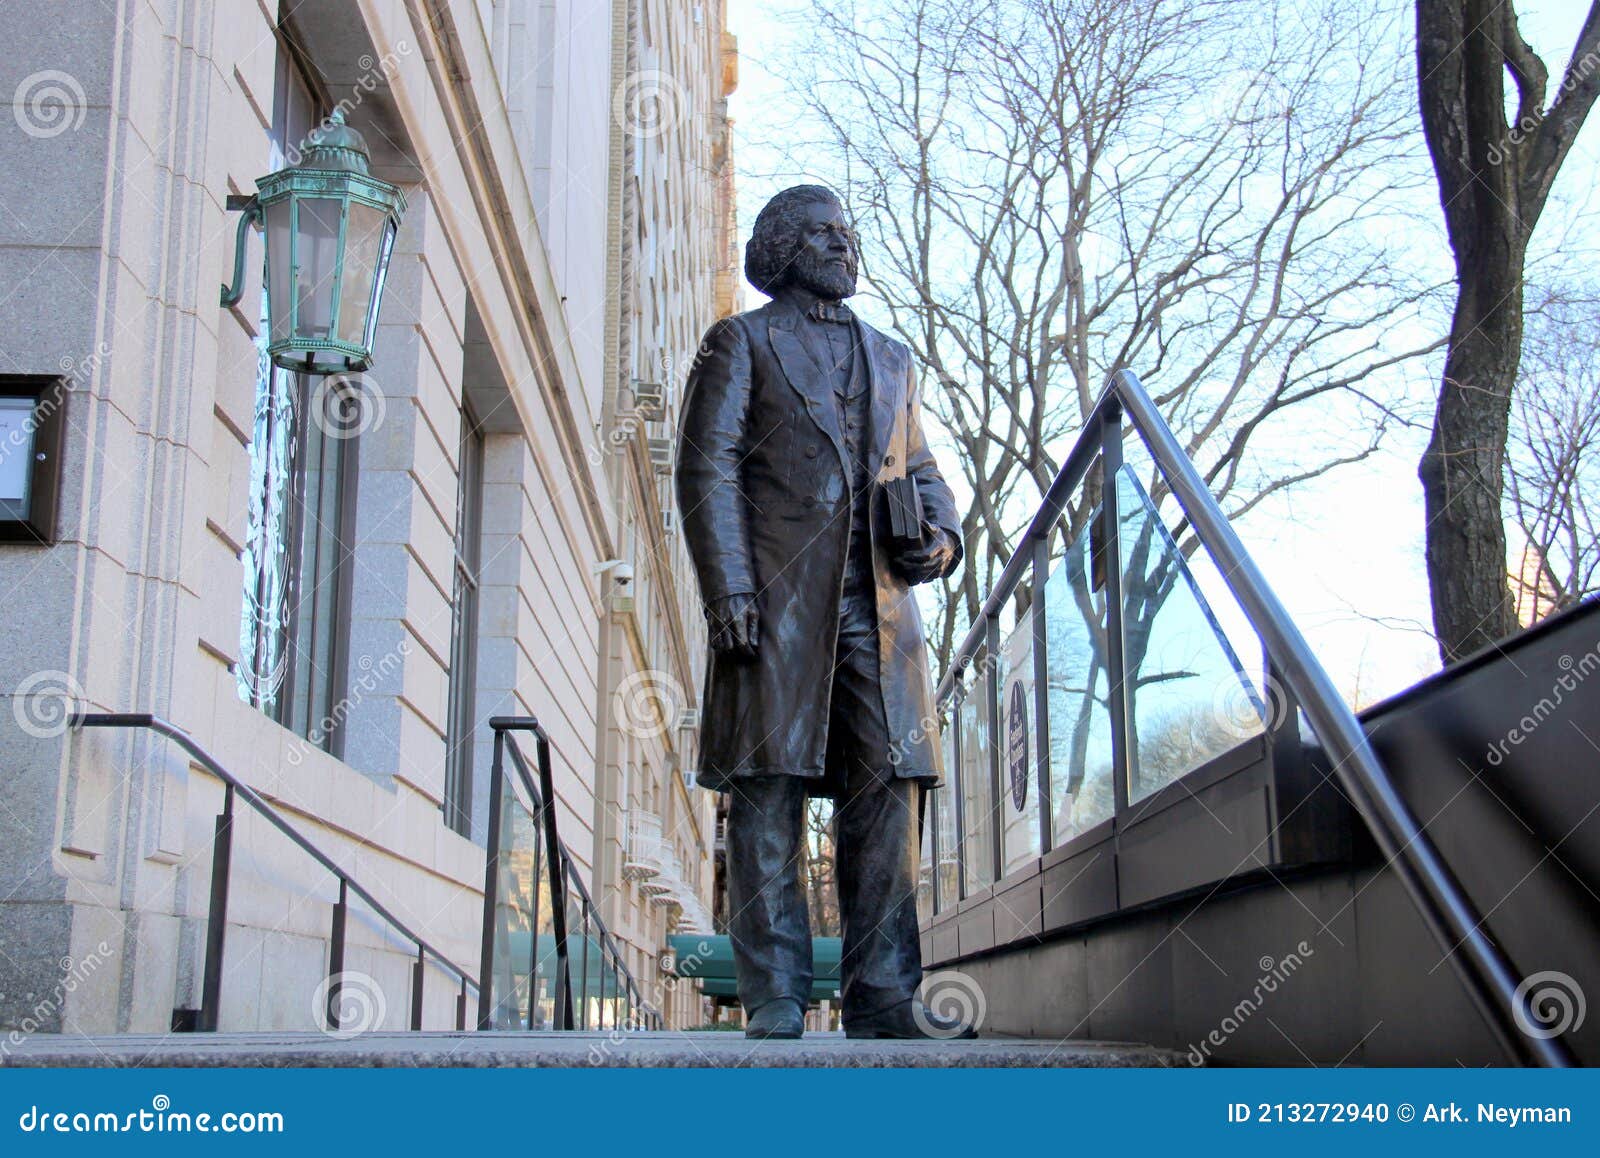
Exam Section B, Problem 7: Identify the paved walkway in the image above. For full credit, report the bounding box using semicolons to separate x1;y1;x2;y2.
2;1031;1177;1068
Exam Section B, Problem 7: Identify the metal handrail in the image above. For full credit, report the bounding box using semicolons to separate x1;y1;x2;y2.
71;712;477;1031
479;717;662;1031
934;369;1573;1067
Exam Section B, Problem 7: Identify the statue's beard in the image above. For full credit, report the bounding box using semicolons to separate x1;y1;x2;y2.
790;245;858;300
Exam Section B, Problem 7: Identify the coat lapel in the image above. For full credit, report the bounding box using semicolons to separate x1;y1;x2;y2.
766;302;847;470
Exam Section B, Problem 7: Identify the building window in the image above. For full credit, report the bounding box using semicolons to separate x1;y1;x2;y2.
235;34;360;758
444;403;485;835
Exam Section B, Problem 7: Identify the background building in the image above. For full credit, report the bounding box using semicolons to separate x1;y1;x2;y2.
0;0;733;1034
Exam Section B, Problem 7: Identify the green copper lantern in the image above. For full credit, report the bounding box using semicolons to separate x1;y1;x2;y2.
221;109;407;375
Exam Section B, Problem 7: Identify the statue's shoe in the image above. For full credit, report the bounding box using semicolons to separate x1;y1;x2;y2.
844;1000;979;1040
744;998;804;1040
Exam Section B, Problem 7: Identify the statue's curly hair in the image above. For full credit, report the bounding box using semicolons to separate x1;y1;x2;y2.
743;185;852;295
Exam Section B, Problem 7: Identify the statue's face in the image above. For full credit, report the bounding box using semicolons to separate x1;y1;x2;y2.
788;199;859;300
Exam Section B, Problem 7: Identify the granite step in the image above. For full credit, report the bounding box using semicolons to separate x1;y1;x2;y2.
2;1030;1179;1068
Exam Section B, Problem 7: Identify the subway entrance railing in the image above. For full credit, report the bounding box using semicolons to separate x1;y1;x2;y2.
478;717;661;1030
69;712;659;1033
915;369;1575;1067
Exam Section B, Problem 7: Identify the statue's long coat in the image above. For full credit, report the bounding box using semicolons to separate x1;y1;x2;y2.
675;296;963;793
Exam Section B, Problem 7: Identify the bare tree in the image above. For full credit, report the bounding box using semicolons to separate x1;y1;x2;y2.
1505;285;1600;624
801;799;840;936
1414;0;1600;662
781;0;1443;665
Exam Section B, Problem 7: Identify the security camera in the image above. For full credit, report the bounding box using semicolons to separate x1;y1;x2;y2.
592;558;634;585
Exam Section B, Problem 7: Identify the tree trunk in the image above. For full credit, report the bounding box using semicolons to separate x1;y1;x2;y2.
1418;247;1525;662
1415;0;1600;663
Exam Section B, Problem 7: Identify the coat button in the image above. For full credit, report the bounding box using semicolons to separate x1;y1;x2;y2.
805;444;818;458
884;454;896;467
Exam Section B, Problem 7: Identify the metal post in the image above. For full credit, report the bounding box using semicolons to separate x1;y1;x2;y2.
1099;407;1132;816
476;728;506;1030
198;783;235;1032
534;730;574;1031
326;878;348;1031
411;944;425;1030
456;979;467;1031
1032;537;1054;855
987;613;1003;883
952;679;967;901
580;901;592;1030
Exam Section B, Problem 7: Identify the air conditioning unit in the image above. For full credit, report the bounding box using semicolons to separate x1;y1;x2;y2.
661;507;676;535
647;437;673;475
678;708;700;731
631;379;667;420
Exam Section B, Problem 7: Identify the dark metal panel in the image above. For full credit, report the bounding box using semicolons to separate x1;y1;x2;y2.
992;876;1042;944
1117;783;1273;908
1039;834;1118;933
956;903;996;957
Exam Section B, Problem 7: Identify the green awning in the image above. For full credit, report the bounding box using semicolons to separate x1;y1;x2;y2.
668;935;841;999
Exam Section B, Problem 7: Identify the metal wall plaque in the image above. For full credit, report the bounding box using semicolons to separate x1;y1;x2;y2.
0;376;66;544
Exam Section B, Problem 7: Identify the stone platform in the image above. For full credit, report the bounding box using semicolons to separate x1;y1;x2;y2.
2;1030;1178;1068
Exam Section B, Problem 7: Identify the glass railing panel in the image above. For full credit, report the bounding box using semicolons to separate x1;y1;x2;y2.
485;770;544;1029
917;790;935;922
1114;459;1269;803
1044;504;1117;845
935;751;960;911
997;602;1042;875
958;657;993;894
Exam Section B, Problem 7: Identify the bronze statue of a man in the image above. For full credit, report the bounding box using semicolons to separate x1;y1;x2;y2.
675;185;973;1039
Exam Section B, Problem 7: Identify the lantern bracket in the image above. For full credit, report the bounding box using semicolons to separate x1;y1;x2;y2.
219;195;263;309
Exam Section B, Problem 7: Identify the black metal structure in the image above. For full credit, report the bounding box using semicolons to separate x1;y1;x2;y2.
477;717;661;1032
70;712;660;1035
73;713;477;1032
920;370;1580;1067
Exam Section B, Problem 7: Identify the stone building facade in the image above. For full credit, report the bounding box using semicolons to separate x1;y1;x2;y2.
0;0;734;1034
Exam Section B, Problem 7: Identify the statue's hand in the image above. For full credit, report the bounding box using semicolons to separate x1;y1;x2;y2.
706;592;759;659
893;527;958;586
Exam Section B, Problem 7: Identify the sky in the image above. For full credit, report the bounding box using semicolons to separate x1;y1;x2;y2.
723;0;1600;707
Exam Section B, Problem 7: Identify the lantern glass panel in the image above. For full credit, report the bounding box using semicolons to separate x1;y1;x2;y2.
337;201;387;347
295;197;344;344
264;199;294;343
363;219;398;353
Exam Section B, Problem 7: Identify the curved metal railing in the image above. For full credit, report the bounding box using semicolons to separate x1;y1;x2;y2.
71;712;478;1031
479;717;662;1031
934;369;1573;1067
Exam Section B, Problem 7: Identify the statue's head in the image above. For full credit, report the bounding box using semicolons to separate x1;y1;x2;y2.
744;185;860;300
